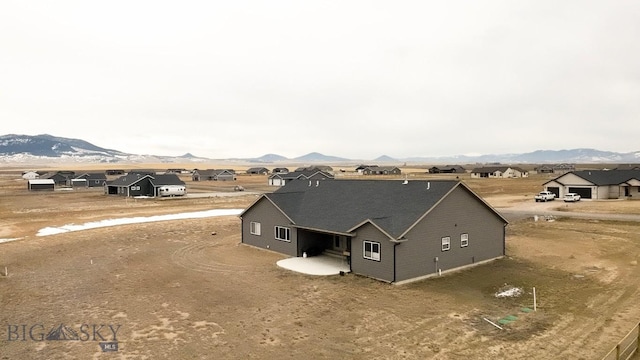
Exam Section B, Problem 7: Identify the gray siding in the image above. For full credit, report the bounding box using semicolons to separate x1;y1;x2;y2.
395;186;505;282
351;223;396;282
241;198;298;257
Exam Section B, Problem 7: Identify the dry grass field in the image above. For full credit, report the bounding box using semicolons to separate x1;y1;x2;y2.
1;164;640;359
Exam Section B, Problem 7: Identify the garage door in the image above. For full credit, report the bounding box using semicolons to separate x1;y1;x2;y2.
547;187;560;197
569;187;592;199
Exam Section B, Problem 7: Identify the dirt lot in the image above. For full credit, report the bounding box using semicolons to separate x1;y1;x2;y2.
1;166;640;359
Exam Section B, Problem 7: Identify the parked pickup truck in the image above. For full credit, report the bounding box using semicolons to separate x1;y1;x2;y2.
534;191;556;202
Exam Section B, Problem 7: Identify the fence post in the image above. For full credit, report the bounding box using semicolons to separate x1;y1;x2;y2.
616;343;620;360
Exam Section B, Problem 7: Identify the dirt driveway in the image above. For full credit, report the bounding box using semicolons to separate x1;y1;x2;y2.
1;176;640;359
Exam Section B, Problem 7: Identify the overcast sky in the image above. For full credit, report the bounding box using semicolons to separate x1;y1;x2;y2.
1;1;639;160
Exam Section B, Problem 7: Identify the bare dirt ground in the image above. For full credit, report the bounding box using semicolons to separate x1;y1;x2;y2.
1;167;640;359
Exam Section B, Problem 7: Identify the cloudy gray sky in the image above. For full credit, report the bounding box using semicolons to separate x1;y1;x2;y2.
1;1;639;160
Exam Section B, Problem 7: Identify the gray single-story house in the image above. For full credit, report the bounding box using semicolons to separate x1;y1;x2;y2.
470;166;528;178
73;173;108;187
192;169;236;181
105;173;186;197
27;179;55;191
268;170;334;186
362;166;401;175
240;179;508;284
246;167;269;175
542;170;640;199
428;165;466;174
43;171;75;186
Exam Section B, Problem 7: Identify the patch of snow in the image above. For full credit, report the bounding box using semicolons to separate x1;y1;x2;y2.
0;238;21;244
36;208;243;237
495;286;523;298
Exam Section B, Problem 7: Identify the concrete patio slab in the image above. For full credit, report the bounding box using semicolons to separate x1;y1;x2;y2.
276;255;351;276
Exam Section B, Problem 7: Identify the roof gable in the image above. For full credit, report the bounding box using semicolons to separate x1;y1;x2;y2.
547;170;640;186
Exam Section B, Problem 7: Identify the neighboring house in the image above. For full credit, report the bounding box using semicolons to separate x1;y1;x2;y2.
192;169;236;181
27;179;55;191
240;179;508;284
295;166;334;173
355;165;376;173
362;166;401;175
272;168;289;174
246;167;269;175
428;165;466;174
74;173;108;187
105;169;125;176
166;168;190;174
470;166;528;178
44;171;75;186
542;170;640;200
615;164;640;171
535;164;575;174
22;171;39;180
105;173;186;197
268;170;334;186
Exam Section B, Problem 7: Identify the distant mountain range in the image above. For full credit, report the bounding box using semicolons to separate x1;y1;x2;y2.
1;134;639;165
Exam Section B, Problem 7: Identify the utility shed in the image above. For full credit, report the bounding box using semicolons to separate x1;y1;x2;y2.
28;179;55;191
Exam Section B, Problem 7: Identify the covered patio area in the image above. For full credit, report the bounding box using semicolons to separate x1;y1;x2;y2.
276;255;351;276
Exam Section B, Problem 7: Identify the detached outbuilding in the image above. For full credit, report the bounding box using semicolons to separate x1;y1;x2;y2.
28;179;55;191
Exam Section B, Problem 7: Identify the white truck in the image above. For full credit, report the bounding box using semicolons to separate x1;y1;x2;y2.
534;191;556;202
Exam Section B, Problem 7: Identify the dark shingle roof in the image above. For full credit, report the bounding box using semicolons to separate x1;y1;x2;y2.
263;179;461;239
108;173;185;186
568;170;640;186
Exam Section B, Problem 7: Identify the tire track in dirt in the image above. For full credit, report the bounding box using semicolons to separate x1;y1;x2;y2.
171;241;254;274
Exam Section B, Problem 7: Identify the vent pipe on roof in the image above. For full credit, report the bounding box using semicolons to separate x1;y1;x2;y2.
402;175;408;184
308;180;312;187
427;181;430;190
316;180;319;187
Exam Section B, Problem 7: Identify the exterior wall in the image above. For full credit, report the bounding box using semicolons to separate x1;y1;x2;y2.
394;186;505;282
350;223;396;282
241;198;298;257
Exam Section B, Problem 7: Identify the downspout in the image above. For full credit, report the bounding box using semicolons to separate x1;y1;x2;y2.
393;243;398;283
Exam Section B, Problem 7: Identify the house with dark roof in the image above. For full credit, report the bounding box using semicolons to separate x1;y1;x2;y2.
43;171;75;186
105;173;186;197
428;165;466;174
535;164;575;174
542;170;640;199
192;169;236;181
615;164;640;171
470;166;528;178
294;165;333;173
246;167;269;175
362;166;401;175
73;173;108;187
268;170;334;186
240;179;508;284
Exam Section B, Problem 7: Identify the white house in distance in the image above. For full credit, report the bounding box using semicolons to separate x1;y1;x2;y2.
22;171;39;180
470;166;528;178
542;169;640;200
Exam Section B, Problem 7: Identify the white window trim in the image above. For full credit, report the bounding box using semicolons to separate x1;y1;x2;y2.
274;226;291;242
363;240;381;261
441;236;451;251
460;233;469;247
250;221;261;236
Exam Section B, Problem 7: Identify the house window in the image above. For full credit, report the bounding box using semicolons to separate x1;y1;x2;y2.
363;241;380;261
250;222;261;236
441;236;451;251
275;226;291;242
460;233;469;247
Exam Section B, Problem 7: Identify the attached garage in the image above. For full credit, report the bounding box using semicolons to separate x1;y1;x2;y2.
547;187;560;198
28;179;55;191
568;187;592;199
